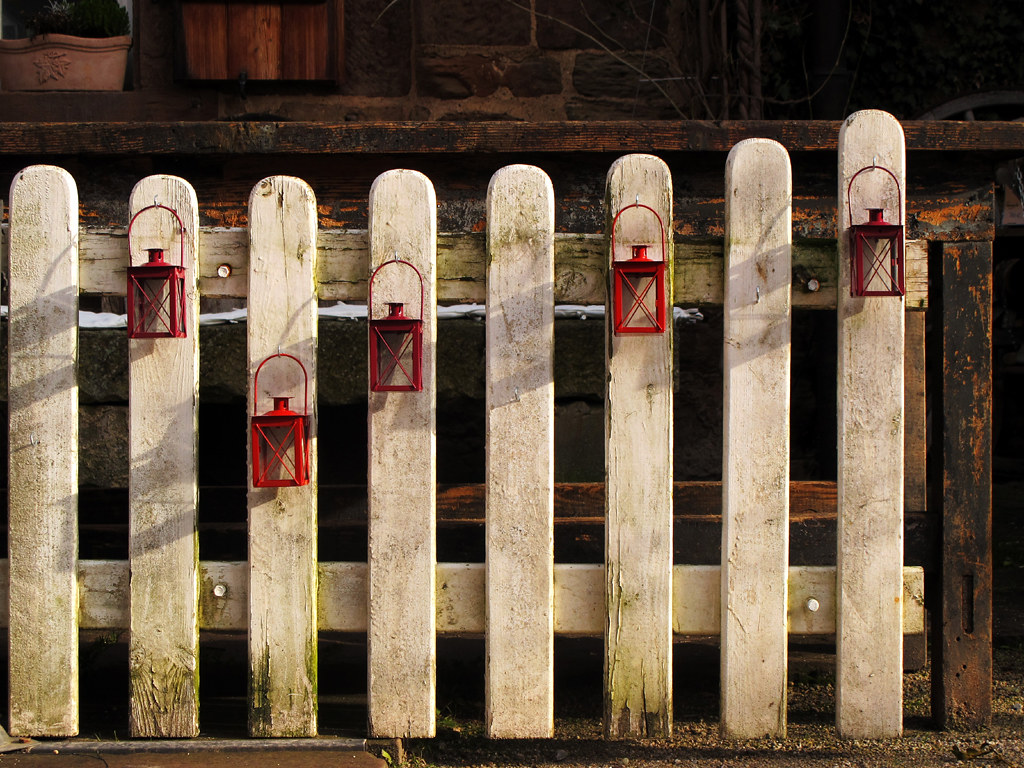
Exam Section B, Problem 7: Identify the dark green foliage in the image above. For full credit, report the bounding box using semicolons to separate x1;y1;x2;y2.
849;0;1024;118
26;0;129;38
761;0;1024;119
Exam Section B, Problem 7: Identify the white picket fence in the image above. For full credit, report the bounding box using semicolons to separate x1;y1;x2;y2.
1;110;924;743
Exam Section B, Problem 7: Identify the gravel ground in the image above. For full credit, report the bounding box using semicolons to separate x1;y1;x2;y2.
390;474;1024;768
400;645;1024;768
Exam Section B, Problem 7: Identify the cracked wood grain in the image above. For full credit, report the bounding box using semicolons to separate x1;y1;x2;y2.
7;165;80;737
484;165;555;738
720;139;792;739
604;154;673;739
836;110;906;738
127;175;201;737
367;170;437;739
247;176;318;737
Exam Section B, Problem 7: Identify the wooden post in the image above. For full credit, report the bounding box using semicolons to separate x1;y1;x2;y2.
604;154;673;739
127;176;201;737
836;109;905;738
720;139;792;738
7;165;80;737
484;165;555;738
247;176;318;737
932;241;993;728
367;169;437;738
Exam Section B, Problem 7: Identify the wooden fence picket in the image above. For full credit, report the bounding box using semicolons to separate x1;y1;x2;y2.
127;176;201;737
247;176;319;737
7;165;80;737
484;165;555;738
720;139;792;738
367;169;437;738
836;110;906;738
604;154;674;738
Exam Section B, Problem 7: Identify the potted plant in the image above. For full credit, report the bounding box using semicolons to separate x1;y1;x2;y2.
0;0;130;91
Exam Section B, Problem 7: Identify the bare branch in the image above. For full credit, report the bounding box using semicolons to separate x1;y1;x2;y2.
501;0;688;117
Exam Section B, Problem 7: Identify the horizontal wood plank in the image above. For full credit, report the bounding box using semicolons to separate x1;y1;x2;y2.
0;120;1022;155
72;479;917;522
10;228;927;308
0;559;925;636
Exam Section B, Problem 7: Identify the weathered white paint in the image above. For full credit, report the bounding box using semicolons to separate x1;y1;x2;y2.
42;227;928;309
484;165;556;738
604;154;674;739
0;560;925;637
247;176;319;737
7;166;80;737
127;176;201;738
367;170;437;739
836;110;906;738
720;139;792;739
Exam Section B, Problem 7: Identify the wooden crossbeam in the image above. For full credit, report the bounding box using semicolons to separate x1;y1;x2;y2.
0;560;925;637
0;120;1021;156
25;228;927;308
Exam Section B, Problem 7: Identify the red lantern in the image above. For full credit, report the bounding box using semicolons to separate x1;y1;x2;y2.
368;258;424;392
127;204;188;339
251;353;310;488
847;165;905;297
611;202;667;334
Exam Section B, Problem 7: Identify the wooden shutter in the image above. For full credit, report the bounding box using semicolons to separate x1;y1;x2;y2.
178;0;343;81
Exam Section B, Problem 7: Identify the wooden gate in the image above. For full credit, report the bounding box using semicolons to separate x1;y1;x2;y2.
1;111;924;742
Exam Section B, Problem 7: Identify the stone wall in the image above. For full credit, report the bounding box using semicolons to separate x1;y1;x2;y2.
216;0;687;121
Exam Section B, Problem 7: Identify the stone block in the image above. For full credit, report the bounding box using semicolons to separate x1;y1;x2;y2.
418;53;562;99
343;0;412;96
502;54;564;96
536;0;669;50
417;0;530;46
565;95;681;120
571;51;673;99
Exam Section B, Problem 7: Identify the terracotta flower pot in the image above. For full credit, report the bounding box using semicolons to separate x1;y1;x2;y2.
0;33;130;91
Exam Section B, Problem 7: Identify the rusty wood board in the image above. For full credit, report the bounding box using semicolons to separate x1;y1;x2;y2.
0;161;995;243
932;240;994;729
905;313;927;512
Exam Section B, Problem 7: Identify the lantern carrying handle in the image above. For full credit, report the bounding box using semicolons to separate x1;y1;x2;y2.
252;352;309;418
610;201;667;262
368;257;425;320
127;203;188;268
846;164;903;228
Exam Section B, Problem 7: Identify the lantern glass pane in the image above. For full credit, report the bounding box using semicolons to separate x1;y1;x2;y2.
618;271;661;331
131;275;176;335
861;234;899;294
374;327;418;389
255;422;304;486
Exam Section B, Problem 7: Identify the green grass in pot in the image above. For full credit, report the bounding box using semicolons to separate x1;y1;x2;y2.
26;0;130;38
